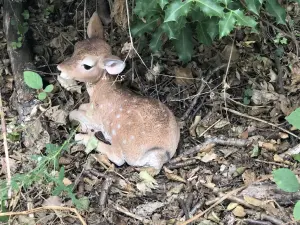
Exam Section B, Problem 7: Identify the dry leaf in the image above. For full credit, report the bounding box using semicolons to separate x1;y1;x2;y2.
201;152;217;163
145;63;161;82
133;202;165;217
251;89;279;105
43;196;63;207
165;172;186;183
45;105;68;125
242;170;256;185
174;67;194;86
273;154;284;162
111;0;127;29
232;205;246;217
189;115;201;137
244;196;262;207
221;44;240;62
258;141;277;151
227;202;238;211
63;177;72;186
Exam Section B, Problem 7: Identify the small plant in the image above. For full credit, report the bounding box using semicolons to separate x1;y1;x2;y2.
273;168;300;220
23;70;54;101
11;10;30;50
131;0;299;63
44;5;55;19
243;87;253;105
274;33;288;45
285;107;300;130
0;132;88;218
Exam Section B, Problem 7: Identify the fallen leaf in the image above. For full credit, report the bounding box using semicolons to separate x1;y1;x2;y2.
251;89;279;105
43;196;63;206
133;202;165;217
44;105;68;125
201;152;217;163
244;196;263;207
189;115;201;137
242;170;256;185
221;44;240;62
165;172;186;183
227;202;238;211
174;67;194;86
232;205;246;217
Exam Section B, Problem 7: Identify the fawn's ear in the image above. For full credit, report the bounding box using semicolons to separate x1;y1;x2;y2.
87;12;104;39
104;57;125;75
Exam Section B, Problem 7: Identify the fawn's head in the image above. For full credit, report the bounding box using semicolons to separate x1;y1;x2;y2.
57;12;125;83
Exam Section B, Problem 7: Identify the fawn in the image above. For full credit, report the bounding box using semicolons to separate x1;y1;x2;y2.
57;12;180;171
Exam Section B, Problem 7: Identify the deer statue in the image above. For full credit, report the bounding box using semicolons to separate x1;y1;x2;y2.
57;12;180;172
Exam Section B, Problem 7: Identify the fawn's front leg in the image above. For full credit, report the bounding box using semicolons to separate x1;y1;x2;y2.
69;103;95;133
75;133;125;166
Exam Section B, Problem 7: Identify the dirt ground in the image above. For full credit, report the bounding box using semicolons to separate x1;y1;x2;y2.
1;0;300;224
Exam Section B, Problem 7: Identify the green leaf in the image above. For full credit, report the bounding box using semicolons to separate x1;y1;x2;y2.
22;10;30;20
196;22;213;45
16;42;22;48
162;22;178;40
24;71;43;89
218;0;232;6
0;203;9;222
232;9;257;28
162;18;186;39
131;17;159;37
219;11;236;38
85;136;99;154
75;197;90;210
38;92;47;100
265;0;286;24
273;168;300;192
44;84;54;93
58;167;65;181
173;24;194;63
294;201;300;220
134;0;160;18
250;144;260;157
158;0;169;9
194;0;224;17
150;27;164;52
292;154;300;162
285;108;300;129
164;0;192;22
245;0;263;15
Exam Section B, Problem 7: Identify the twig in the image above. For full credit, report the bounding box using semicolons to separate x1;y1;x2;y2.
124;0;149;70
222;40;235;120
180;186;246;225
181;64;227;121
113;204;151;224
0;92;11;199
223;107;300;140
99;177;114;207
0;206;86;225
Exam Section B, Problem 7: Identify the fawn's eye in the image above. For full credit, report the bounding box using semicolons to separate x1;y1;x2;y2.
83;64;93;70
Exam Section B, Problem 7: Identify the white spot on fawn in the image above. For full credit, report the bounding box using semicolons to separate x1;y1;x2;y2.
130;135;135;140
123;139;127;144
127;110;131;114
119;107;123;111
116;114;121;118
141;131;145;134
117;124;121;129
112;129;116;136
